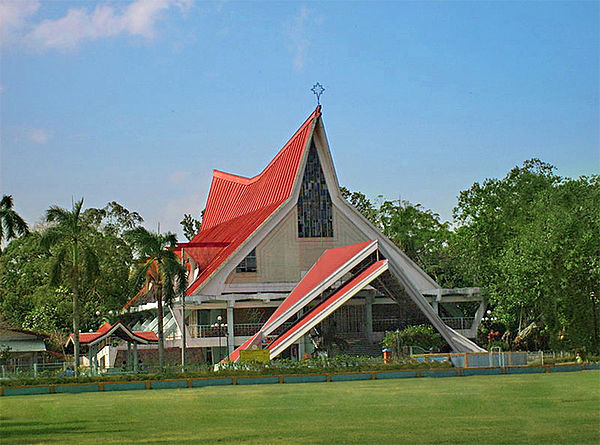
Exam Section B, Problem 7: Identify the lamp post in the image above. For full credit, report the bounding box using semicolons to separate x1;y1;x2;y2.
212;315;228;363
181;247;186;369
222;322;229;361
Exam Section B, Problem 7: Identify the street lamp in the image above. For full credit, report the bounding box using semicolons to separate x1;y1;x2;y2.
221;323;229;361
212;316;228;363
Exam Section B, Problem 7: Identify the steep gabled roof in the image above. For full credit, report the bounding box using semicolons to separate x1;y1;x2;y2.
183;106;321;296
66;321;158;347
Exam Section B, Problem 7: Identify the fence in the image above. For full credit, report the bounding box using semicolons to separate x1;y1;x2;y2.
1;362;71;379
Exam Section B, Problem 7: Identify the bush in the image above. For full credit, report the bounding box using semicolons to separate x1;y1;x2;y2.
382;325;443;357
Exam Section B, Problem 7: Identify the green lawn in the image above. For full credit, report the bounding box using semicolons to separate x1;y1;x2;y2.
1;371;599;444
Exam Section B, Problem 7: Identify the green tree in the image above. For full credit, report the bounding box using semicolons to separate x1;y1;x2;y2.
452;160;600;352
0;202;140;337
378;200;452;282
125;227;187;366
83;201;144;237
0;195;29;254
180;214;202;241
0;232;49;327
40;198;100;374
340;187;380;227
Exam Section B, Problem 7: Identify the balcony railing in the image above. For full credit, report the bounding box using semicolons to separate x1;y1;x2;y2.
189;317;475;338
188;322;295;339
373;317;475;332
373;318;407;332
441;317;475;330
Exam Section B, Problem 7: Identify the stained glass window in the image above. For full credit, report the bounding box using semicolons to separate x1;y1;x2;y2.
236;249;257;273
297;144;334;238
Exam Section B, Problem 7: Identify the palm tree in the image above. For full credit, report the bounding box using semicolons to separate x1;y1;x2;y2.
0;195;29;254
40;198;99;375
125;227;187;367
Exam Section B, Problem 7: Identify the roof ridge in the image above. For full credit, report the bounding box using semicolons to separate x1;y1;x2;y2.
210;106;321;188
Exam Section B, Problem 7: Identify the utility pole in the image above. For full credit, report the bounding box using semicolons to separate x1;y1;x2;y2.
181;247;187;369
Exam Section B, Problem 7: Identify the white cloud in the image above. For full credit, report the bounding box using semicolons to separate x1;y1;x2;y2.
1;0;193;51
286;6;313;72
27;128;50;144
0;0;40;46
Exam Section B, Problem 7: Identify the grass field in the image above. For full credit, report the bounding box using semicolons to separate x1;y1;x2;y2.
1;371;599;444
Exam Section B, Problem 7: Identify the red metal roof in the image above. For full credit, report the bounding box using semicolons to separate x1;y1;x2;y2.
97;322;112;334
67;322;158;345
267;259;388;355
184;106;321;296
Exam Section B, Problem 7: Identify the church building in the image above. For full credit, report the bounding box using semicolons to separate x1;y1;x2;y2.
124;106;486;365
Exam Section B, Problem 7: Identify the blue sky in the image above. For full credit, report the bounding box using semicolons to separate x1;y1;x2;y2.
1;0;598;238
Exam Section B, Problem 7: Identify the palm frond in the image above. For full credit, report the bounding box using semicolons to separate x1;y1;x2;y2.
81;245;100;282
0;195;13;209
161;232;178;248
5;211;29;238
46;205;73;225
163;258;188;296
3;214;16;240
124;226;161;258
11;211;29;236
49;247;68;286
128;260;154;298
72;198;84;221
39;226;66;250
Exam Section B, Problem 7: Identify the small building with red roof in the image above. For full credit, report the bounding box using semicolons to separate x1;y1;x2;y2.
67;322;157;372
125;106;487;365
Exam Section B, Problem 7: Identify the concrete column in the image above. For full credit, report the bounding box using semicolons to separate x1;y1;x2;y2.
298;336;305;360
88;347;93;376
133;343;138;373
227;302;235;355
365;295;374;342
433;289;441;315
127;341;131;371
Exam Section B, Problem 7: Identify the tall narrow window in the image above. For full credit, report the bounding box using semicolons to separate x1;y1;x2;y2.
236;249;257;273
297;144;334;238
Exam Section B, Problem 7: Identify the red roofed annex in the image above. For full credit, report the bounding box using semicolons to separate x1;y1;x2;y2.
118;105;486;367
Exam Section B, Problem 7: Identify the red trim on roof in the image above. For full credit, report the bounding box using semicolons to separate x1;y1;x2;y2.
261;240;374;333
134;331;159;341
183;107;321;296
97;322;112;334
268;260;388;354
68;322;158;345
227;241;379;362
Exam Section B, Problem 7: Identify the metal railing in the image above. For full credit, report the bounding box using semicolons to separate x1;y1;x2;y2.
1;362;71;379
373;317;475;332
440;317;475;330
188;322;295;338
373;318;407;332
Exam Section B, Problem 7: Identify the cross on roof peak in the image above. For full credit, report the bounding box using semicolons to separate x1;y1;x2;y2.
311;82;325;105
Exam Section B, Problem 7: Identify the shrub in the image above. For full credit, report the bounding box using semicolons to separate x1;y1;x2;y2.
382;325;443;357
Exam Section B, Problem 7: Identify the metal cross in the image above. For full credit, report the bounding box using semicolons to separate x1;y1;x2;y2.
311;82;325;105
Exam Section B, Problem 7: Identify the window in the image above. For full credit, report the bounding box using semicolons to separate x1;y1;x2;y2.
236;249;257;273
297;144;334;238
